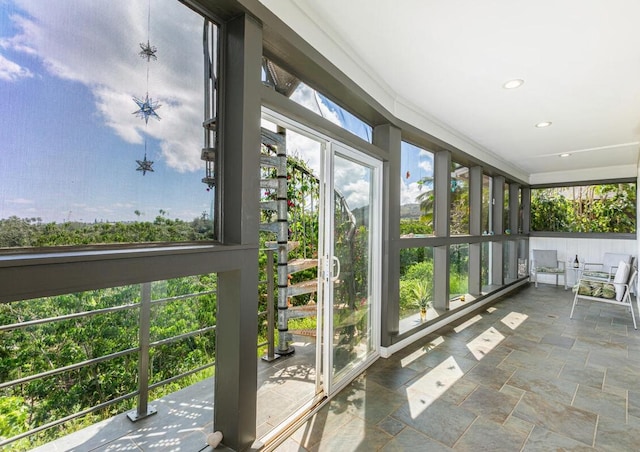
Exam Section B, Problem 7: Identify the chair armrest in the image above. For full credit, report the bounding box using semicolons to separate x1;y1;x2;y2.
583;262;603;271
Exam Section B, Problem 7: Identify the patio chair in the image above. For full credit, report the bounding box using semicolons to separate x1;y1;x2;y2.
571;259;637;329
582;253;632;282
531;249;565;288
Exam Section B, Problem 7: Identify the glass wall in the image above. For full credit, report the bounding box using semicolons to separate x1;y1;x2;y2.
481;241;491;290
449;243;469;299
482;174;492;234
400;142;434;236
450;163;469;235
0;0;214;248
262;58;373;143
503;182;510;233
530;183;636;233
0;273;217;448
399;246;435;332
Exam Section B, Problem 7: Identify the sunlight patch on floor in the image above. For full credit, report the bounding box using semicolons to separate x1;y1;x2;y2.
454;315;482;333
400;336;444;368
501;311;528;329
466;326;505;360
406;356;464;418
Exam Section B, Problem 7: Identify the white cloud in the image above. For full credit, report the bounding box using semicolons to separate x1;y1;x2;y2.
0;52;33;81
418;159;432;173
401;179;426;205
289;84;342;126
7;197;34;204
7;0;204;172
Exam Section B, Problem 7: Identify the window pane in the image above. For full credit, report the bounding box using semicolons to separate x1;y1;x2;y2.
399;246;436;333
0;1;213;248
262;58;373;143
451;163;469;235
400;142;434;237
482;241;491;289
449;243;469;300
503;182;510;233
482;174;492;234
503;240;517;284
531;183;636;233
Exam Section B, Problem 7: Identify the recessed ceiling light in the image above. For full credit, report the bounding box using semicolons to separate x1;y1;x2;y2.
560;153;570;158
535;121;552;128
503;79;524;89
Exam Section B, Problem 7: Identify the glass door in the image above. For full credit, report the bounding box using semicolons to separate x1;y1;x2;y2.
323;144;381;394
259;110;381;441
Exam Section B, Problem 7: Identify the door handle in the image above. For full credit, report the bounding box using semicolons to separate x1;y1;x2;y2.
331;256;341;281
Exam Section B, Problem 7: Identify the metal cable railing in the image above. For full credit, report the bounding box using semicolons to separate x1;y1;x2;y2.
0;277;217;448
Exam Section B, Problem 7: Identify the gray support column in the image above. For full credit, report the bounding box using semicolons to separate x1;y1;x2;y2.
521;186;531;276
215;13;262;451
521;187;531;234
507;183;519;280
373;124;400;344
468;166;482;295
491;176;505;285
433;151;451;310
509;183;520;234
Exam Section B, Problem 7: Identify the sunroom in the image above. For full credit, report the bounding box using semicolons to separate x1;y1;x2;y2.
1;0;639;451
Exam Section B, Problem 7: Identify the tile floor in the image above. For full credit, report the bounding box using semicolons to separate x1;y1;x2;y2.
33;283;640;451
279;283;640;451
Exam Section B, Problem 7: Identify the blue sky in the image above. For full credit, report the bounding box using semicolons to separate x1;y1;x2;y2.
0;0;211;223
0;0;429;223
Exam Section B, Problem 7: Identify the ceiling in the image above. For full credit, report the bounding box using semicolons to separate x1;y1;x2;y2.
259;0;640;184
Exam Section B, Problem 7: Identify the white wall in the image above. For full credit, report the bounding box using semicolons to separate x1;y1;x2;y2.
530;237;637;287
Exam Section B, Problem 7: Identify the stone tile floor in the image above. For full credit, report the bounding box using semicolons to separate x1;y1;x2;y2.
279;283;640;451
33;283;640;451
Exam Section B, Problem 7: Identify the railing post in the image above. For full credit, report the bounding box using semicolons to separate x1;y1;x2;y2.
127;282;157;421
262;249;276;361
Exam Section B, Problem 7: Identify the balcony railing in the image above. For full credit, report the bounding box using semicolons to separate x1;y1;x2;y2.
0;275;217;449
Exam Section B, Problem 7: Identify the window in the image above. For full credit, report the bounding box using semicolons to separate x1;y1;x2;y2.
450;243;469;300
482;174;492;234
450;162;469;235
262;58;372;142
531;183;636;233
399;246;435;332
400;142;434;237
0;1;213;249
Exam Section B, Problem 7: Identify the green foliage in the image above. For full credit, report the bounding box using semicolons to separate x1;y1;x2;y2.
400;219;433;236
0;211;214;249
399;260;434;315
531;184;636;233
408;280;432;309
0;274;216;449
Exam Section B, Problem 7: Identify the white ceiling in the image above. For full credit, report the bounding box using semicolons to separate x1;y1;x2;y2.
260;0;640;184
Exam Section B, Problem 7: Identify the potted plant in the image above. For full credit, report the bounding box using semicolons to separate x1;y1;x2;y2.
410;280;432;322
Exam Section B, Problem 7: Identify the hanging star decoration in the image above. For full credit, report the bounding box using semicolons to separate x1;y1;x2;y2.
132;93;161;124
139;40;157;61
136;154;154;175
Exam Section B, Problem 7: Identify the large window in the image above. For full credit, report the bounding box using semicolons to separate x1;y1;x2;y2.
482;174;492;234
262;58;373;143
450;162;469;235
531;183;636;233
400;141;434;236
399;246;436;332
449;243;469;299
0;1;213;249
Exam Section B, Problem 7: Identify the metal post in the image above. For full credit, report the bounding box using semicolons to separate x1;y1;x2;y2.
276;142;294;355
262;249;277;361
127;282;157;422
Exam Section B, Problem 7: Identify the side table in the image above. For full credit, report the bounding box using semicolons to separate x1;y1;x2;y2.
565;265;583;290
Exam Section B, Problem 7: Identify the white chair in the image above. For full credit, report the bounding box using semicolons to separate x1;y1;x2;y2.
571;261;637;329
531;250;565;288
583;253;632;282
